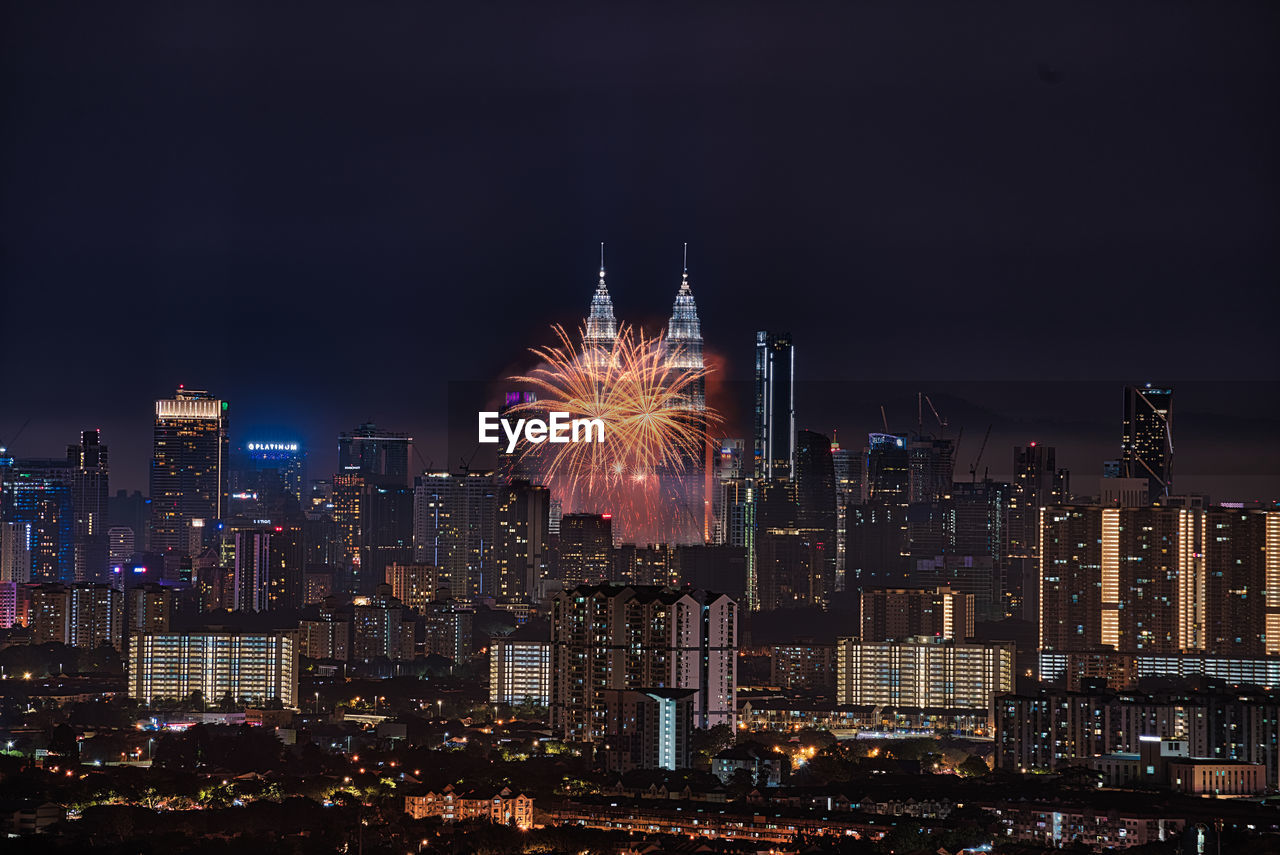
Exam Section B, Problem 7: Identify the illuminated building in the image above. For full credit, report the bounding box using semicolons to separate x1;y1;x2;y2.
338;422;411;487
235;440;306;503
489;622;552;706
835;636;1013;723
28;582;123;649
412;471;498;598
422;599;473;663
770;642;837;691
331;472;364;571
1122;383;1173;498
65;430;109;582
860;586;974;642
1039;505;1280;656
107;526;134;569
126;583;176;636
583;246;617;360
663;248;710;542
384;561;442;612
753;331;794;480
1;459;75;582
129;630;299;707
794;429;836;607
229;525;271;612
557;512;613;586
1006;443;1068;619
612;543;677;587
550;584;737;745
494;479;549;597
350;587;416;661
150;388;228;554
300;614;349;661
0;521;32;585
600;687;696;772
404;787;534;829
995;686;1280;786
830;435;859;591
863;432;909;504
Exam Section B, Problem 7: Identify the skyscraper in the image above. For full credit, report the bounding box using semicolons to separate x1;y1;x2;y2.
338;422;411;488
664;246;710;543
1;458;75;582
557;512;613;586
583;245;617;361
150;388;228;555
1122;384;1173;498
754;332;795;481
412;471;498;597
494;479;550;598
236;440;306;504
66;430;109;582
794;429;836;607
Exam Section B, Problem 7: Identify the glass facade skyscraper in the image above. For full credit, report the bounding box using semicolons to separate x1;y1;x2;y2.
754;331;795;481
1122;384;1173;498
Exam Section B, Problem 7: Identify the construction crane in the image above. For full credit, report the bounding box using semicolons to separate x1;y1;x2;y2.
969;424;992;484
923;395;948;437
880;405;890;433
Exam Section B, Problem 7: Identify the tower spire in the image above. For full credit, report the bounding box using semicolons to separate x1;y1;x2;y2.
585;242;617;352
681;242;690;290
599;241;606;287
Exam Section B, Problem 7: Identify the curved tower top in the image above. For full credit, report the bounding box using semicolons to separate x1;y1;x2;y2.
665;243;705;412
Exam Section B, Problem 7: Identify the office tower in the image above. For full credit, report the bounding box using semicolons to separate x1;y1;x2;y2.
770;642;837;691
150;388;229;555
361;484;414;594
332;472;365;570
754;332;795;480
494;480;550;598
338;422;411;488
557;513;613;586
860;586;975;642
129;630;299;707
422;598;474;663
930;478;1010;613
863;433;909;503
711;439;746;545
412;471;498;598
350;587;416;661
907;436;954;504
1;459;75;582
583;247;617;360
236;440;306;504
489;623;552;707
600;688;697;772
0;521;32;584
230;526;272;613
66;430;109;582
830;435;860;592
794;430;836;607
108;489;150;554
385;562;443;612
835;636;1014;721
267;521;304;609
126;583;176;636
664;249;710;543
1122;384;1173;498
550;584;737;744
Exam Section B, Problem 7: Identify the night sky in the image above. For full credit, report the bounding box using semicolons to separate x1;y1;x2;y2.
3;3;1277;499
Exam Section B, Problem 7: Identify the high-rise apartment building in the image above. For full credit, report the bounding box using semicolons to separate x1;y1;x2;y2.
129;630;299;707
550;584;737;744
1040;505;1280;656
385;561;443;612
490;623;552;707
150;388;228;554
28;582;123;649
1;458;75;582
1122;384;1173;498
860;586;975;642
754;332;795;481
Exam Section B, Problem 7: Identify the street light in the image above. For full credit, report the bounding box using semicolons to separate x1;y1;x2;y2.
315;691;320;714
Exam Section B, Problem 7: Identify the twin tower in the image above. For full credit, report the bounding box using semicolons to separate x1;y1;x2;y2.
583;244;706;413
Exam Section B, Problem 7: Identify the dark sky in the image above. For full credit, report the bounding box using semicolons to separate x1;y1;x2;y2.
2;3;1277;498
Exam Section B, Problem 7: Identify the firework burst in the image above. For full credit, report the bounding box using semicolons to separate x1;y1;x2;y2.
508;323;719;541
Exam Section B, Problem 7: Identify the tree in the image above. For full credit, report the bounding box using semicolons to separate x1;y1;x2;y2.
689;723;735;770
958;754;989;777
